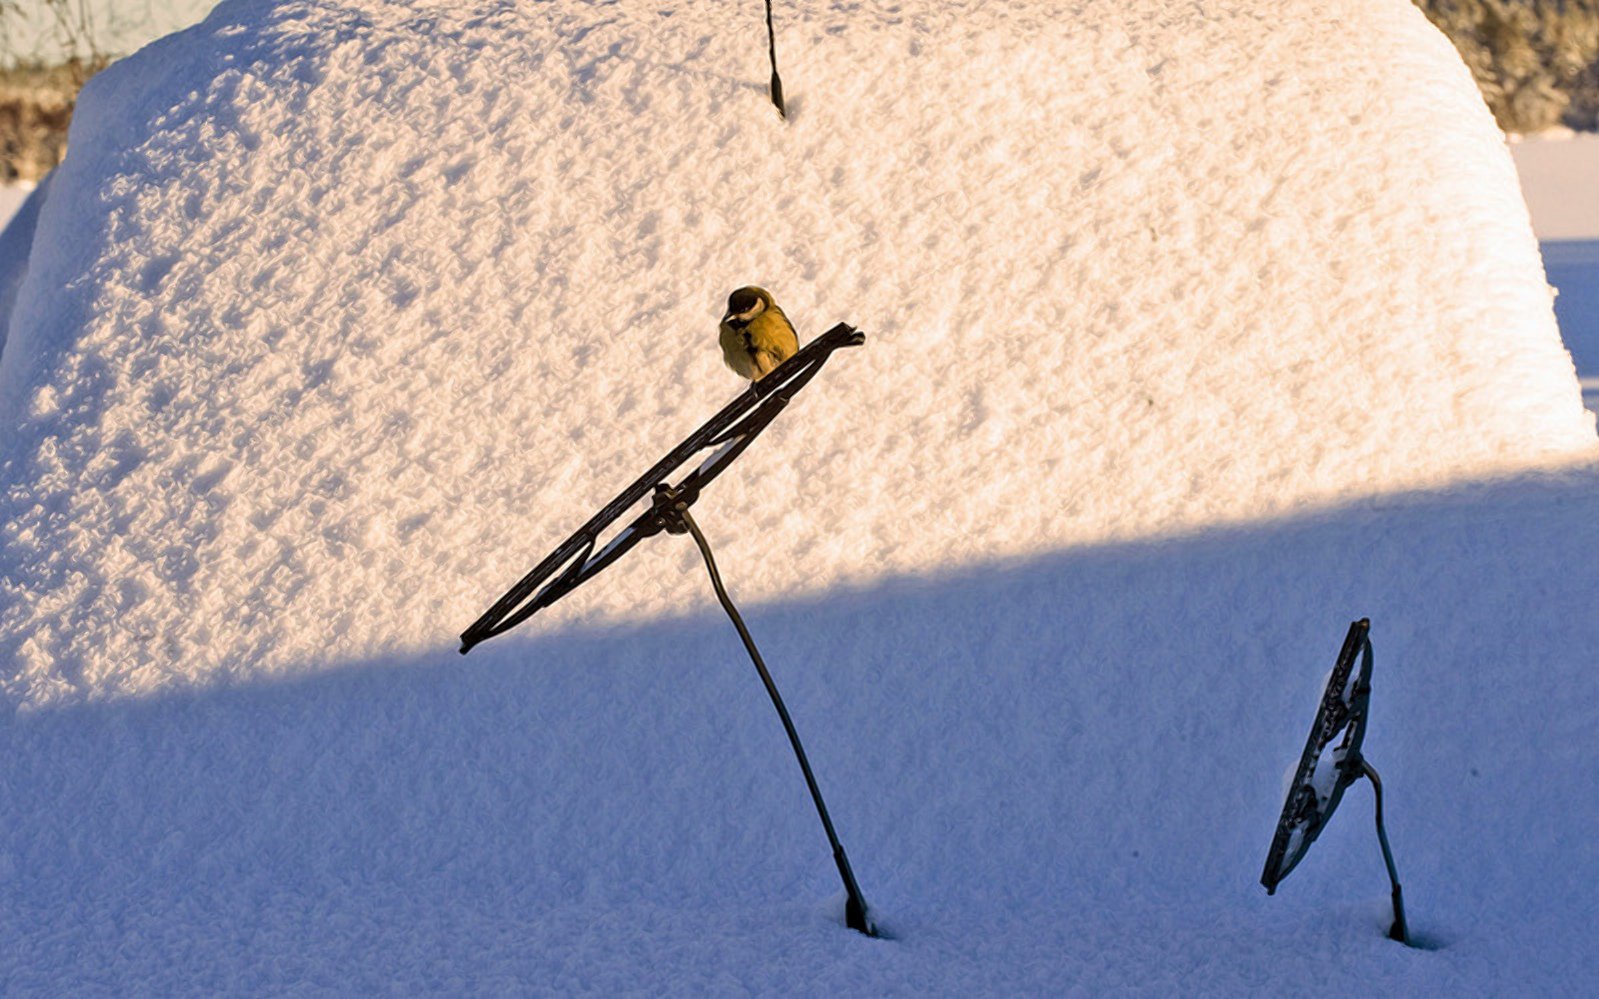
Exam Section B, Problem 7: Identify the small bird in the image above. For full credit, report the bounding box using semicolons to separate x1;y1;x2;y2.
719;286;799;384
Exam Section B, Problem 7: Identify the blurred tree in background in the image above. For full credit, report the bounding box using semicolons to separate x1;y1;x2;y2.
0;61;76;182
1414;0;1599;131
1;0;128;181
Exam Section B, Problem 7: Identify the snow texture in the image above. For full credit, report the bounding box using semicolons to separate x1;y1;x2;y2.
3;0;1599;993
1;0;1590;709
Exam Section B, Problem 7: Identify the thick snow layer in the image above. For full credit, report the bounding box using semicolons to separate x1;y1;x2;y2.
4;2;1599;993
4;471;1599;993
0;0;1592;709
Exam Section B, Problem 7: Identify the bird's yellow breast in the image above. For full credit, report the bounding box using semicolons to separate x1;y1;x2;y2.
719;307;798;381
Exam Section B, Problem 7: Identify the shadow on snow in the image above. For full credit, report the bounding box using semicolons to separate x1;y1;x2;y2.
3;467;1597;990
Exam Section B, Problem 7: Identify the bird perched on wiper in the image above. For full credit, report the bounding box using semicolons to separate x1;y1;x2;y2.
719;286;799;383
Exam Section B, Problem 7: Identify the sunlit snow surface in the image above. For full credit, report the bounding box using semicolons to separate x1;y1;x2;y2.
1;0;1593;707
2;0;1598;993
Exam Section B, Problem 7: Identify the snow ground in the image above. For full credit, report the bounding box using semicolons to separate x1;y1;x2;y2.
2;1;1599;994
1511;132;1599;415
4;469;1598;993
